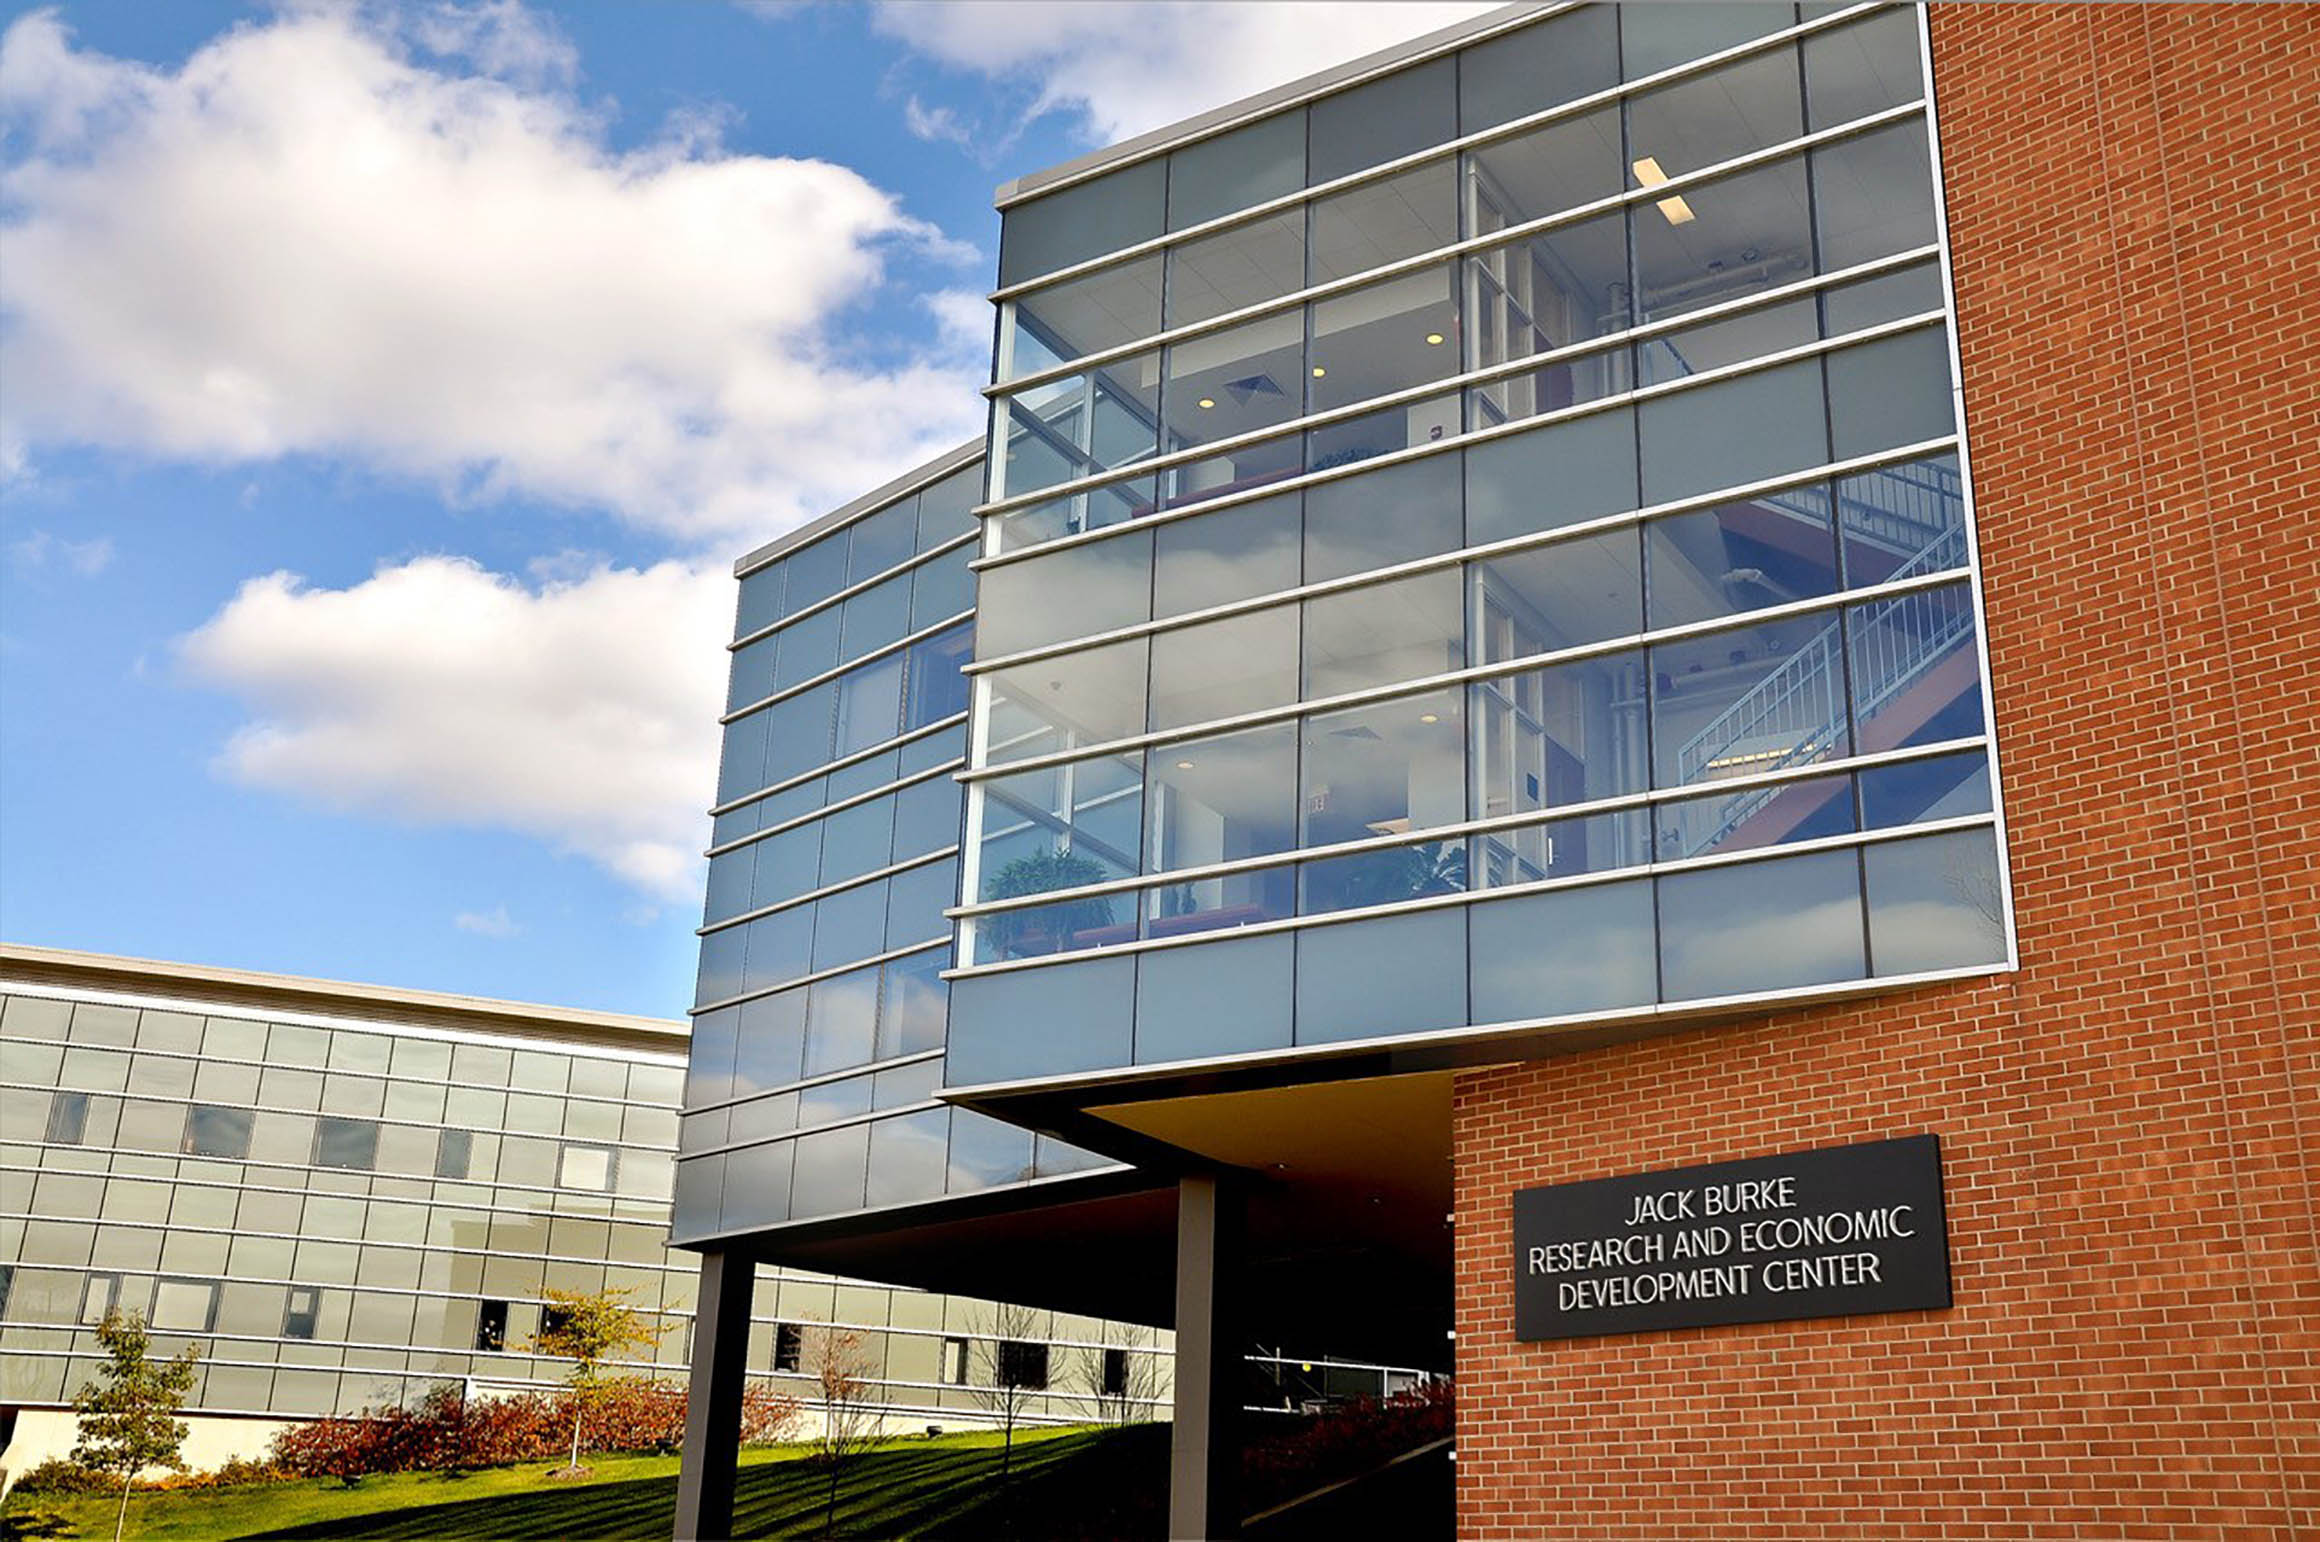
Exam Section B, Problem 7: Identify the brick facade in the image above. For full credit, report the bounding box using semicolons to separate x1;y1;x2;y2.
1452;7;2320;1536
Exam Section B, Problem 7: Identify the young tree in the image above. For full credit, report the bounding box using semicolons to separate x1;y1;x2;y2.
966;1301;1048;1485
528;1286;662;1475
810;1328;881;1538
71;1309;200;1542
1071;1325;1161;1426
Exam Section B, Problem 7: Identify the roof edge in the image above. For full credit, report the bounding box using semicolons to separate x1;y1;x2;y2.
991;1;1560;210
0;942;687;1051
732;437;987;580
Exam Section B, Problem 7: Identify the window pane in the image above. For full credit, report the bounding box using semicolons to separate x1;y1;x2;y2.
1620;4;1797;82
743;906;814;994
1460;7;1620;134
1308;263;1459;417
1475;528;1645;661
1846;581;1982;754
1467;215;1632;429
838;575;912;665
1471;808;1651;888
1302;687;1465;847
910;546;974;631
721;1140;792;1232
885;856;958;950
1300;837;1468;916
808;877;888;972
1000;255;1163;380
1162;310;1303;456
1654;771;1854;862
1169;108;1304;230
773;604;841;691
727;636;775;713
704;848;754;926
867;1109;951;1209
999;158;1166;289
1839;453;1963;588
752;825;822;913
736;562;783;640
1308;56;1455;184
1857;749;1990;829
818;798;895;890
877;950;949;1059
1134;934;1294;1063
1469;878;1658;1022
975;891;1133;964
1473;645;1649;833
1627;48;1803;186
1145;861;1295;940
742;987;816;1094
1813;122;1936;274
797;1073;870;1131
905;624;973;731
1804;9;1923;130
893;774;963;861
183;1105;254;1160
716;712;768;806
945;958;1135;1086
917;463;981;550
804;966;881;1078
1632;156;1813;328
983;635;1148;763
1820;260;1943;338
834;653;905;758
1825;327;1953;461
1645;480;1836;630
313;1118;378;1171
1864;828;2006;975
1153;492;1301;617
1657;845;1864;1000
558;1145;614;1192
947;1110;1036;1194
1166;209;1303;330
1637;295;1817;388
1149;607;1299;732
977;753;1143;902
1303;453;1460;585
764;681;836;785
1465;407;1638;544
994;353;1162;503
1295;908;1468;1045
1638;357;1829;506
976;531;1153;660
1146;722;1298;874
784;536;849;620
848;502;917;585
1652;611;1849;789
1303;569;1463;699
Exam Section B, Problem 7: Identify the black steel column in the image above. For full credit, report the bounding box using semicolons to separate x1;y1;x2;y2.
1170;1172;1245;1541
674;1248;755;1541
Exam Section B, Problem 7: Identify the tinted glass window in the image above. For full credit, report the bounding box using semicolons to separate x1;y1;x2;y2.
1469;878;1657;1022
313;1117;378;1171
1166;209;1304;330
984;635;1148;763
1657;845;1863;1000
976;531;1153;660
945;957;1136;1086
1475;527;1645;661
1637;357;1828;506
999;157;1167;288
1149;607;1299;732
1153;492;1301;617
1135;934;1295;1063
1620;4;1796;82
1169;110;1305;230
1865;828;2005;975
1295;908;1468;1044
1309;56;1456;184
1303;569;1463;700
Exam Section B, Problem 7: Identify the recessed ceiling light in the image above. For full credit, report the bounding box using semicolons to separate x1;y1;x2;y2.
1631;155;1696;226
1197;397;1216;409
1175;760;1195;770
1419;713;1440;724
1311;365;1327;378
1425;332;1446;346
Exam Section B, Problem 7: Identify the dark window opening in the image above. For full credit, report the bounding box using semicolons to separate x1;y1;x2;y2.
183;1105;254;1160
314;1117;379;1171
998;1340;1049;1390
283;1286;321;1341
476;1299;509;1352
774;1322;803;1373
45;1091;90;1146
539;1304;575;1338
435;1129;473;1180
1101;1347;1129;1398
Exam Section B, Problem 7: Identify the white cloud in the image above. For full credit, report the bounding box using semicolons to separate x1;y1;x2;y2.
177;555;730;900
902;94;972;148
6;528;113;575
871;1;1499;143
0;6;987;543
454;904;521;938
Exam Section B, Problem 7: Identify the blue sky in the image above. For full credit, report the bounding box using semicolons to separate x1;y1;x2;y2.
0;0;1490;1018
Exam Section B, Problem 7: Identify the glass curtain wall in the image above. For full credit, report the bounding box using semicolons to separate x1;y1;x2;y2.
684;453;1114;1249
953;4;2007;1087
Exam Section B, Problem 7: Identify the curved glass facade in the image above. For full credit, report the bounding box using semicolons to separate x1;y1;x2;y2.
949;4;2009;1090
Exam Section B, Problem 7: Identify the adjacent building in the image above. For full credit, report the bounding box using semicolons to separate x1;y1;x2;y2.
0;945;1168;1482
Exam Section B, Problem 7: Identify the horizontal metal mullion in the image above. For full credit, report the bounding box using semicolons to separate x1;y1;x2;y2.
688;937;952;1019
719;609;971;727
730;529;977;654
707;710;968;819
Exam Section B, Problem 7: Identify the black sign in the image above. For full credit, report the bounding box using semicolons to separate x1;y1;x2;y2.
1513;1134;1951;1341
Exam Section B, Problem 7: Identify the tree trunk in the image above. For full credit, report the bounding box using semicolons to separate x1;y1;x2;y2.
114;1467;133;1542
823;1458;841;1538
570;1398;584;1472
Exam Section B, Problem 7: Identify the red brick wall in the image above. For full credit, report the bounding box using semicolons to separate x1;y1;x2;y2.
1452;7;2320;1536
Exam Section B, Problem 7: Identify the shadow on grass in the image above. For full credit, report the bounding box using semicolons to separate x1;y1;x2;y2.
242;1426;1166;1541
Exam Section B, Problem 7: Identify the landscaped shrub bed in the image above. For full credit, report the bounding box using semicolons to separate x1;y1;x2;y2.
1241;1380;1454;1514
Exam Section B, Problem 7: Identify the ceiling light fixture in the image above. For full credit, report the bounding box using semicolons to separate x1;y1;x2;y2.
1631;155;1697;226
1197;397;1216;409
1311;365;1327;378
1425;332;1446;346
1176;760;1196;770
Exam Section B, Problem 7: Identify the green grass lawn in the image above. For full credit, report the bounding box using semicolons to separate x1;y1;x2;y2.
0;1425;1168;1542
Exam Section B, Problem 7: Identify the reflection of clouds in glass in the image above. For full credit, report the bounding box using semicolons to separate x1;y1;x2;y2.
1868;898;2004;975
1661;894;1865;1001
869;1110;952;1208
